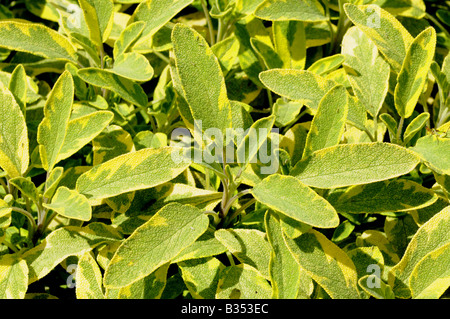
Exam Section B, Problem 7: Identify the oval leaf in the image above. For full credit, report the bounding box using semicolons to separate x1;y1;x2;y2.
389;205;450;298
291;142;421;189
0;21;77;62
0;83;28;178
172;24;232;133
259;69;336;110
332;179;438;214
252;174;339;228
104;203;209;288
284;229;361;299
254;0;327;22
43;186;92;221
394;27;436;119
76;146;190;201
37;71;74;172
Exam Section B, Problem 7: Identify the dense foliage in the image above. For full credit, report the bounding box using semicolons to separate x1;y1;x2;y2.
0;0;449;300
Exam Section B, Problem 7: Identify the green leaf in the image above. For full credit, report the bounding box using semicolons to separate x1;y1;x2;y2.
259;69;336;110
410;135;450;175
75;252;105;299
234;17;270;86
113;21;146;59
0;82;29;178
358;275;395;299
389;205;450;298
117;263;170;299
331;179;438;214
403;112;430;145
252;174;339;228
111;52;154;82
272;98;303;127
236;115;275;171
130;0;194;53
172;230;227;264
250;37;283;69
344;4;414;73
394;27;436;119
236;0;265;15
43;186;92;221
56;111;114;165
77;68;148;108
291;142;421;189
254;0;327;22
379;0;426;19
273;21;306;70
22;223;122;284
43;167;64;201
37;71;74;172
409;243;450;299
342;26;390;117
265;211;312;298
9;177;39;204
104;203;209;288
79;0;114;46
216;264;272;299
307;54;345;76
215;229;271;279
172;23;232;133
0;21;77;62
8;64;27;118
303;85;348;158
0;254;28;299
92;125;134;166
178;257;225;299
76;147;190;201
284;229;361;299
211;36;240;75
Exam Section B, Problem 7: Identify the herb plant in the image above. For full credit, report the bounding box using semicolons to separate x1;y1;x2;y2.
0;0;449;300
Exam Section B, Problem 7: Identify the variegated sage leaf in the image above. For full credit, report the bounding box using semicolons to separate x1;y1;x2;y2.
77;68;148;108
344;4;413;73
259;69;336;110
37;71;74;172
342;26;390;117
75;252;105;299
303;85;348;158
389;205;450;298
291;142;421;188
409;243;450;299
130;0;194;53
252;174;339;228
104;203;209;288
254;0;327;22
172;23;233;133
0;254;28;299
284;229;361;299
394;27;436;119
0;82;28;178
43;186;92;221
331;179;438;214
22;223;122;284
0;21;77;62
76;147;190;201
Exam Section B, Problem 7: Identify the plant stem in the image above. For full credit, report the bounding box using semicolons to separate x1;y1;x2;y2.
396;116;405;144
10;207;37;239
426;13;450;39
224;198;256;227
152;50;171;65
0;178;7;193
373;114;378;142
201;0;215;45
226;251;235;266
221;189;252;218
